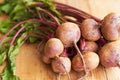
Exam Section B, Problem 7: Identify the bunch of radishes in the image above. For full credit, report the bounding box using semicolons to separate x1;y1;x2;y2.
39;12;120;80
40;21;99;80
1;1;120;80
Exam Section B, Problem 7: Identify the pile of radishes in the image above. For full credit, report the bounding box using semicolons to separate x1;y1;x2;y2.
1;1;120;80
39;12;120;80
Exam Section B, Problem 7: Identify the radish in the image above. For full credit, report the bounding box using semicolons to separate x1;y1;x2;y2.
80;19;101;41
72;51;99;72
51;56;71;80
101;13;120;41
56;22;80;48
98;40;120;67
56;22;87;79
44;38;64;58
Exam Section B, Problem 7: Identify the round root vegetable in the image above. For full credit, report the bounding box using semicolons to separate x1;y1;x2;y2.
84;41;99;52
72;51;99;72
81;19;101;41
44;38;64;58
56;22;87;78
51;56;71;80
56;22;81;48
101;13;120;41
98;40;120;67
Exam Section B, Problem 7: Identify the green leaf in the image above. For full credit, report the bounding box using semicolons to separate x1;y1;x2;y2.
40;0;61;16
23;0;33;2
8;46;19;58
0;37;11;48
0;19;13;34
0;33;27;80
0;0;61;80
7;33;27;75
1;63;20;80
10;4;25;16
0;51;7;65
29;36;38;43
0;3;11;14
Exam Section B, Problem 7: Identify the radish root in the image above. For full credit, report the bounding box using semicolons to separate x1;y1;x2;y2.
74;41;87;79
56;56;71;80
57;73;61;80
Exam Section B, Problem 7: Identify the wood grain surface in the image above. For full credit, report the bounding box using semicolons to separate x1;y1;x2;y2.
1;0;120;80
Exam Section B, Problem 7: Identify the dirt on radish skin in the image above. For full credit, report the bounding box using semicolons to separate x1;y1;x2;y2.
56;22;81;48
98;40;120;67
51;56;71;75
44;38;64;58
72;51;99;72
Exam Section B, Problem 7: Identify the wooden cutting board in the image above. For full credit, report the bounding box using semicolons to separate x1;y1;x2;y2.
1;0;120;80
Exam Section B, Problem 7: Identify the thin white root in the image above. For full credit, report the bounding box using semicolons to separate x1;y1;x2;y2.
74;41;87;79
77;72;88;80
56;56;71;80
62;63;71;80
57;73;61;80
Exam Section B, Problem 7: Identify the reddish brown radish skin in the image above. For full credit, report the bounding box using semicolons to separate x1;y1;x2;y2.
51;56;71;75
72;52;99;72
98;40;120;67
101;13;120;41
56;22;81;48
84;41;99;52
81;19;101;41
44;38;64;58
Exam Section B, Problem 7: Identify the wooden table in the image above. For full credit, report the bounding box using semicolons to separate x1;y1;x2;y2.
1;0;120;80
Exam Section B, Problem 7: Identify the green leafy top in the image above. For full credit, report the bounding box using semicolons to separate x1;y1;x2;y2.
1;33;27;80
0;0;62;80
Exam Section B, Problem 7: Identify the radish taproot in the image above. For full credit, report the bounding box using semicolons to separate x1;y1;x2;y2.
44;38;64;58
98;40;120;67
72;51;99;72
